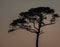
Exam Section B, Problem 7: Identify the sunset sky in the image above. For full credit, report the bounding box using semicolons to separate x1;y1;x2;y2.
0;0;60;47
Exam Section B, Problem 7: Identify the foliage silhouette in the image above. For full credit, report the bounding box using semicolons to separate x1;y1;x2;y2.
8;7;59;47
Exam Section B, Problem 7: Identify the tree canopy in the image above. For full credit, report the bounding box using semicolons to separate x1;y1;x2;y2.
8;7;59;33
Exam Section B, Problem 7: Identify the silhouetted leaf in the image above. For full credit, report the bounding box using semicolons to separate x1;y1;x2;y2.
8;29;15;33
53;14;59;18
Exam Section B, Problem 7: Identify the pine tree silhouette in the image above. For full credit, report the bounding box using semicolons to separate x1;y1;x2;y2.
8;7;59;47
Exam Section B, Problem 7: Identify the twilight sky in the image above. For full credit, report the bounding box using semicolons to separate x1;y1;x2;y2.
0;0;60;47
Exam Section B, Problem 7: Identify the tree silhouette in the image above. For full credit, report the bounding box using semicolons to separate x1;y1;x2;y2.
8;7;59;47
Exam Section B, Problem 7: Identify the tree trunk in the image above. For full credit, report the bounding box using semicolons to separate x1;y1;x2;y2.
36;14;42;47
36;33;39;47
36;21;41;47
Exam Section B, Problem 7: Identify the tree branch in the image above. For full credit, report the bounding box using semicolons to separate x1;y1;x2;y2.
41;23;55;27
33;22;38;30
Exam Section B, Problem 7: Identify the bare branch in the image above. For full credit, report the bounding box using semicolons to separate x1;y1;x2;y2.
41;23;55;27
